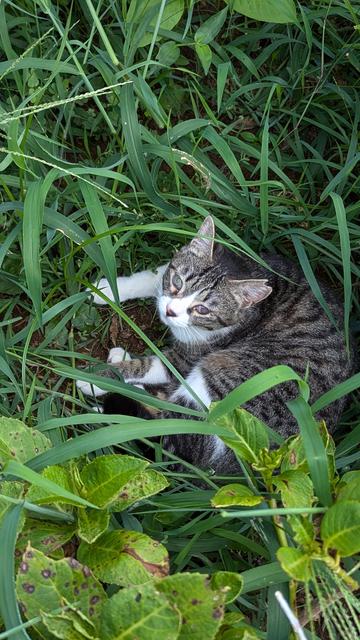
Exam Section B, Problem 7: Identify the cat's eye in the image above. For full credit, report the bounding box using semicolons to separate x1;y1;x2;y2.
193;304;210;315
172;273;183;291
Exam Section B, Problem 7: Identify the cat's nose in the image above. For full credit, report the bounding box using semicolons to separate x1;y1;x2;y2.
166;304;177;317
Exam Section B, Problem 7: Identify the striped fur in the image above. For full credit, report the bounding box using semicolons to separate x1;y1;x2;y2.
86;217;356;474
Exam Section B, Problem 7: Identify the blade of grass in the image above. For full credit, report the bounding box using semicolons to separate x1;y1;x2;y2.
0;504;31;640
329;192;352;354
287;396;332;506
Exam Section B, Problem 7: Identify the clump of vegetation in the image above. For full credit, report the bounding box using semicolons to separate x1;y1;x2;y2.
0;1;359;638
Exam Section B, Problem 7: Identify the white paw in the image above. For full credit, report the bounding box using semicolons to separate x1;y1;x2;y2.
107;347;131;364
76;379;107;397
88;277;114;305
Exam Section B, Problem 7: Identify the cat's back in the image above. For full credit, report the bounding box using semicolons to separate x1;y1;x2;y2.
215;246;355;431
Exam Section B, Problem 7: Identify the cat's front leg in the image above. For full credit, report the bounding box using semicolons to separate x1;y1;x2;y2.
90;264;168;305
76;347;171;397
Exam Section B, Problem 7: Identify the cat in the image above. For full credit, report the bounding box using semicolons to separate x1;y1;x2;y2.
77;216;355;474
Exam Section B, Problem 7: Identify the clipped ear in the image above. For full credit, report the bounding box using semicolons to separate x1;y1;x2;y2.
189;216;215;258
228;279;272;308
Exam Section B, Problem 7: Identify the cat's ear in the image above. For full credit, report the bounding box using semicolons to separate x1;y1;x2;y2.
189;216;215;258
228;279;272;308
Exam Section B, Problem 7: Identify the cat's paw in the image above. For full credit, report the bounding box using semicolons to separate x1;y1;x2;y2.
88;277;113;305
107;347;131;364
76;378;107;397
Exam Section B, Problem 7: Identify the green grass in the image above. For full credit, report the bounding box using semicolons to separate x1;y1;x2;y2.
0;1;360;639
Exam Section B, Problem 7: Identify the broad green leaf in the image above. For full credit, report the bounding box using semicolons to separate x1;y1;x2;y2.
195;43;212;75
157;573;225;640
25;465;81;508
276;547;311;582
5;461;96;509
100;582;180;640
79;454;148;508
321;501;360;557
109;469;169;511
42;606;97;640
127;0;184;47
211;572;243;604
227;0;297;23
273;471;314;509
215;408;269;464
0;417;51;467
77;508;110;544
288;516;315;548
337;472;360;502
157;41;180;66
195;7;228;44
211;484;263;508
78;530;169;586
17;518;76;559
16;546;105;639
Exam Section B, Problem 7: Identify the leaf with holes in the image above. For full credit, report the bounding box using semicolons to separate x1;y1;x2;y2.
79;454;149;508
16;545;105;639
109;469;168;512
0;417;51;468
17;518;76;560
78;530;169;586
157;573;226;640
100;582;180;640
211;572;243;604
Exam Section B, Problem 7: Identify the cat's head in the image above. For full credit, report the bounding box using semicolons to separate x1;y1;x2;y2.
157;216;272;343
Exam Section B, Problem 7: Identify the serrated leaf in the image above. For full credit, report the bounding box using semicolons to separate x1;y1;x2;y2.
77;508;110;544
226;0;297;24
273;471;314;509
337;472;360;502
211;572;243;604
214;408;269;464
109;469;168;511
211;484;263;508
42;606;97;640
195;43;212;75
157;573;225;640
78;530;169;586
79;455;148;508
0;417;51;467
16;546;105;639
25;465;80;508
321;501;360;557
288;516;315;548
276;547;311;582
100;582;180;640
195;7;228;44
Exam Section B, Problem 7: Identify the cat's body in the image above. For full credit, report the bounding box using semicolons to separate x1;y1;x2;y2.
77;217;355;474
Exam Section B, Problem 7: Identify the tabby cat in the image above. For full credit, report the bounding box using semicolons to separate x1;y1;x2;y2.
77;217;354;474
